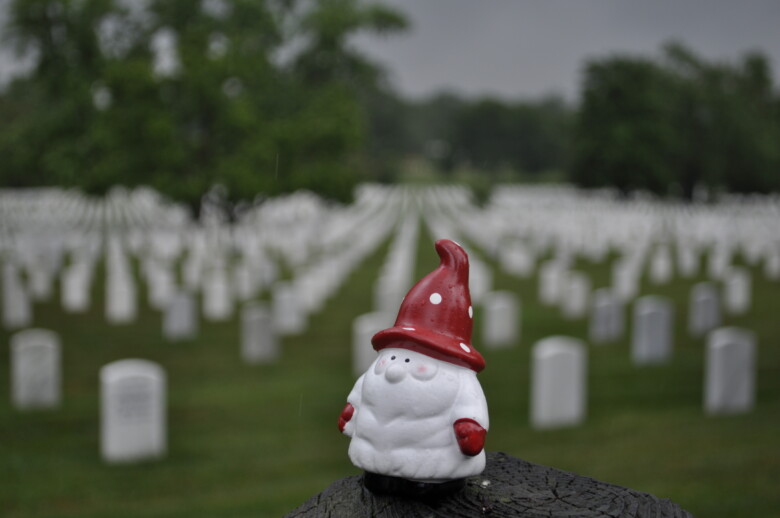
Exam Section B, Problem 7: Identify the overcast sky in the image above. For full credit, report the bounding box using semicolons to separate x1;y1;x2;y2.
352;0;780;102
2;0;779;101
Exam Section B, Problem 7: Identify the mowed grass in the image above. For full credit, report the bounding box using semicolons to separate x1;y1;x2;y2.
1;228;779;518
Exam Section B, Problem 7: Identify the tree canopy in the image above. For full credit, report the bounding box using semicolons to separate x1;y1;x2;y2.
0;0;408;205
571;43;780;199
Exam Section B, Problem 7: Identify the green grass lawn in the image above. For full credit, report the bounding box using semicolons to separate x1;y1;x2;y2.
1;227;779;517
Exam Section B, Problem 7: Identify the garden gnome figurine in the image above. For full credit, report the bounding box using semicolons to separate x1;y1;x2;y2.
338;239;489;496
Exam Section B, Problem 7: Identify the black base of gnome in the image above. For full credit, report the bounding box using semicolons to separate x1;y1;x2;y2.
363;472;466;499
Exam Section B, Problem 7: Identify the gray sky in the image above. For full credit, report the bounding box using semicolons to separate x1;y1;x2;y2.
352;0;780;101
2;0;779;101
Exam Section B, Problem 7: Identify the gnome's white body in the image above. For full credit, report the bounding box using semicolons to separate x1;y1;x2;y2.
343;348;488;481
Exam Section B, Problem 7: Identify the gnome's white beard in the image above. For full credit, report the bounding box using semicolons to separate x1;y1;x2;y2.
345;348;488;482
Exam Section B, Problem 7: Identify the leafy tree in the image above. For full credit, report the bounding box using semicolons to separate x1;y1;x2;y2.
448;96;572;178
572;56;678;195
0;0;408;205
572;42;780;199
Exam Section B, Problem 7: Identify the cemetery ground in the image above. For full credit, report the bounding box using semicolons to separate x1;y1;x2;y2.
2;229;779;518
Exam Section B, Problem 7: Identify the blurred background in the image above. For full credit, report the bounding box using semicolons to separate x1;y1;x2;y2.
1;0;779;517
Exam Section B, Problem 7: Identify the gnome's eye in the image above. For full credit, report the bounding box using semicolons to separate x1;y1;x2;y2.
405;358;410;363
391;355;396;360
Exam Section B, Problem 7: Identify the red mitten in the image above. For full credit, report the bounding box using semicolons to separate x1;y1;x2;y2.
338;403;355;433
453;418;486;456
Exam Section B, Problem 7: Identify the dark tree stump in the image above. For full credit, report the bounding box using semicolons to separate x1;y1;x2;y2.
285;451;693;517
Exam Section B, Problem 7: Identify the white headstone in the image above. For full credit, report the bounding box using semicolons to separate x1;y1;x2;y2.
272;282;306;335
100;359;166;463
373;275;406;315
233;262;259;302
163;292;198;341
28;264;54;301
202;267;233;321
3;263;32;329
560;272;590;320
722;267;751;315
649;246;673;284
241;303;278;364
689;282;720;337
631;296;673;365
146;263;175;311
677;245;699;278
764;249;780;280
704;327;756;415
61;263;91;313
498;242;534;277
352;312;393;377
11;329;61;409
105;272;137;324
707;246;731;280
589;288;624;344
530;336;587;429
481;291;520;349
611;261;639;302
538;261;565;306
468;260;493;304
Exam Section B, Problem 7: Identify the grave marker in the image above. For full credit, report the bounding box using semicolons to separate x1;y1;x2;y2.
241;303;278;364
530;336;587;429
561;272;590;320
722;267;751;315
202;266;233;321
272;281;306;335
689;282;720;337
704;327;756;415
649;246;673;284
105;272;137;324
100;359;166;463
631;296;673;365
481;291;520;349
3;263;32;329
163;292;198;341
589;289;624;344
61;263;91;313
11;329;61;409
538;261;565;306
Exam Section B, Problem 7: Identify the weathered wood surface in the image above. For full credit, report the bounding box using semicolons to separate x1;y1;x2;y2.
285;451;693;517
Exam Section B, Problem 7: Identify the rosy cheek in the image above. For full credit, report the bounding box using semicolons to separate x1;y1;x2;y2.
417;366;427;374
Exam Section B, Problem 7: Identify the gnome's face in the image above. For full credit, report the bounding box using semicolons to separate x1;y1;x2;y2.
362;347;460;419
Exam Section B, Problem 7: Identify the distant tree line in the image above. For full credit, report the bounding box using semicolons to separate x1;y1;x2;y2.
367;42;780;200
0;1;777;204
572;43;780;199
361;90;573;183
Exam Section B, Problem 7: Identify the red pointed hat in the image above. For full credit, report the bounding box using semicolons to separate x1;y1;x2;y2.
372;239;485;372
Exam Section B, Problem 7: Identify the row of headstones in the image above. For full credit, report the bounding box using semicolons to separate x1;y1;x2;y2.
530;328;757;429
348;303;755;430
351;278;731;380
0;185;379;327
419;192;494;303
443;185;780;293
485;185;780;258
373;207;420;315
10;318;757;450
0;186;188;234
537;257;751;323
405;185;766;334
7;328;276;462
2;187;405;344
